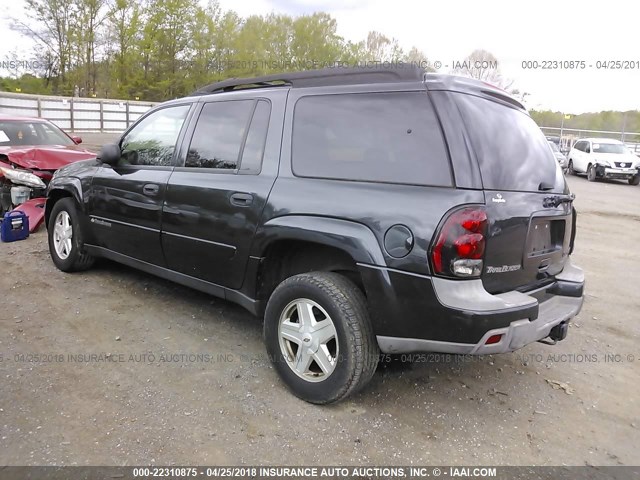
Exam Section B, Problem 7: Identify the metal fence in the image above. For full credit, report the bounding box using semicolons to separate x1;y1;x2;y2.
540;126;640;153
0;92;157;132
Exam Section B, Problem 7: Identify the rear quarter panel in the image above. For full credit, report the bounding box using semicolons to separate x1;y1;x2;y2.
255;84;486;275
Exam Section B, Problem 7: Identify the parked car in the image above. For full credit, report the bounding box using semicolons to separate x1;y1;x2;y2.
548;140;567;170
567;138;640;185
0;114;96;218
45;67;585;404
546;135;560;146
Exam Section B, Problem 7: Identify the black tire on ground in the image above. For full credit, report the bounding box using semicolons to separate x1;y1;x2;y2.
629;175;640;186
47;197;95;272
567;160;575;176
587;164;597;182
264;272;379;404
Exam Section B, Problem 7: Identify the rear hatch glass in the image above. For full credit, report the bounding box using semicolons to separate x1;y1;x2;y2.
454;92;566;194
453;92;572;293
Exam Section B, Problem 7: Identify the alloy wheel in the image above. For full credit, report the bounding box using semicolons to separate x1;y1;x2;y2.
53;211;73;260
277;298;339;382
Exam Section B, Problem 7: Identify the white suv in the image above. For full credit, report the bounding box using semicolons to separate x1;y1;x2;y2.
568;138;640;185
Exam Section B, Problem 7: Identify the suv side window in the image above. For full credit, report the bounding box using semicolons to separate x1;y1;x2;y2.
584;142;591;154
120;105;190;166
239;100;271;174
185;100;255;170
292;92;452;187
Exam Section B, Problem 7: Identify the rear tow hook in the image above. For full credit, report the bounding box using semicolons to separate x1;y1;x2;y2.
538;321;570;345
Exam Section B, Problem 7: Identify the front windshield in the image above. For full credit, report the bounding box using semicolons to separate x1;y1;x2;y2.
548;141;561;153
593;142;625;154
0;121;74;147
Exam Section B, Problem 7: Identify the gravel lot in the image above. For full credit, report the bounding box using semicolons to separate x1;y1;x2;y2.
0;174;639;467
75;132;120;152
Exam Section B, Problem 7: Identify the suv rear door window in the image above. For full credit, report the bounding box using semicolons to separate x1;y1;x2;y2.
292;92;452;187
186;100;254;169
454;93;564;193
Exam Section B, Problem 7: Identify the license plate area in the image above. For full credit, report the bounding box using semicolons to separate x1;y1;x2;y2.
526;218;566;257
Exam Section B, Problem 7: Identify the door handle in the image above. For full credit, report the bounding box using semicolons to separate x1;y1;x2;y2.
230;192;253;207
143;184;160;196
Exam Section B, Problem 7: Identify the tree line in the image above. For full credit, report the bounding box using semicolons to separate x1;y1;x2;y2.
5;0;435;100
529;110;640;137
2;0;637;134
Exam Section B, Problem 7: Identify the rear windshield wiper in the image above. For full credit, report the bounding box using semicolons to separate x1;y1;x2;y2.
543;193;575;208
538;181;555;191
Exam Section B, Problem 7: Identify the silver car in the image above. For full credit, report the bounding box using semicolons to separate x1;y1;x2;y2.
548;140;567;170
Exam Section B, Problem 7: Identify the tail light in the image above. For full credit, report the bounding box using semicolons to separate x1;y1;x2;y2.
430;206;488;278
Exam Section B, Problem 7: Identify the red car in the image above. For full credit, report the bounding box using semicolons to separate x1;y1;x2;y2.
0;114;96;225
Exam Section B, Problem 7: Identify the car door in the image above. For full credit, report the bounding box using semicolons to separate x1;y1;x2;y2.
88;103;192;265
161;92;282;289
572;141;585;172
583;141;592;171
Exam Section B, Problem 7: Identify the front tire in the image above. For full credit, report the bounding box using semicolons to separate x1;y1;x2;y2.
567;160;575;176
629;175;640;186
48;198;95;272
587;164;597;182
264;272;379;404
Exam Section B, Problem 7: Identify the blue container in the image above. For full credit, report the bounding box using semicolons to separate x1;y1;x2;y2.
1;211;30;242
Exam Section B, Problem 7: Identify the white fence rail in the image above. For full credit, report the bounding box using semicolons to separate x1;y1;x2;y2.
540;126;640;153
0;92;157;132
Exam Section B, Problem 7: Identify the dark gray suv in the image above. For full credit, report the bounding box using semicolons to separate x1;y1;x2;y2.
45;66;585;404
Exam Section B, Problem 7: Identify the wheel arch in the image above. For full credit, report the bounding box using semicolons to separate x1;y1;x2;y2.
250;216;386;313
252;215;385;264
45;178;84;228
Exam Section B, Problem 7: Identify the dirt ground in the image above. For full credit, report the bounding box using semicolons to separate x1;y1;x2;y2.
0;174;639;467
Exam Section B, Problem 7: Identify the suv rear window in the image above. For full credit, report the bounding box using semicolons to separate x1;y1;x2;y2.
292;92;452;186
454;93;565;193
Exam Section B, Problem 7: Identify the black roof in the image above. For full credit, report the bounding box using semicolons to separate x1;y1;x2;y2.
191;65;427;95
190;65;525;111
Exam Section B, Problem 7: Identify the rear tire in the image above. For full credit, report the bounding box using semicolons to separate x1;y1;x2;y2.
48;198;95;272
629;175;640;186
264;272;379;404
587;164;597;182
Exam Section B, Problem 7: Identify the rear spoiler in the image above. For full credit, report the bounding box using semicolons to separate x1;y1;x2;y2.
424;74;526;111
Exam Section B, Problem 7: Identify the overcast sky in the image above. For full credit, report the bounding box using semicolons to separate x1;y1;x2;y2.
1;0;639;113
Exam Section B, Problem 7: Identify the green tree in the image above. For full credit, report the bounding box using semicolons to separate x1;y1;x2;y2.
360;31;404;62
23;0;77;92
141;0;199;99
290;13;345;68
403;46;436;72
106;0;142;97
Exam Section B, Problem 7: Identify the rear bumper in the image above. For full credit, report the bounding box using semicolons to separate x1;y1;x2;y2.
378;293;582;355
361;258;585;355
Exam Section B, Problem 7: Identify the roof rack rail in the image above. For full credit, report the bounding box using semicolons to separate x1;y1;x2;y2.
191;65;426;96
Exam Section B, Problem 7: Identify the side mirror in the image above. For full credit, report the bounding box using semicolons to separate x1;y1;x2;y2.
97;143;121;166
71;135;83;144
